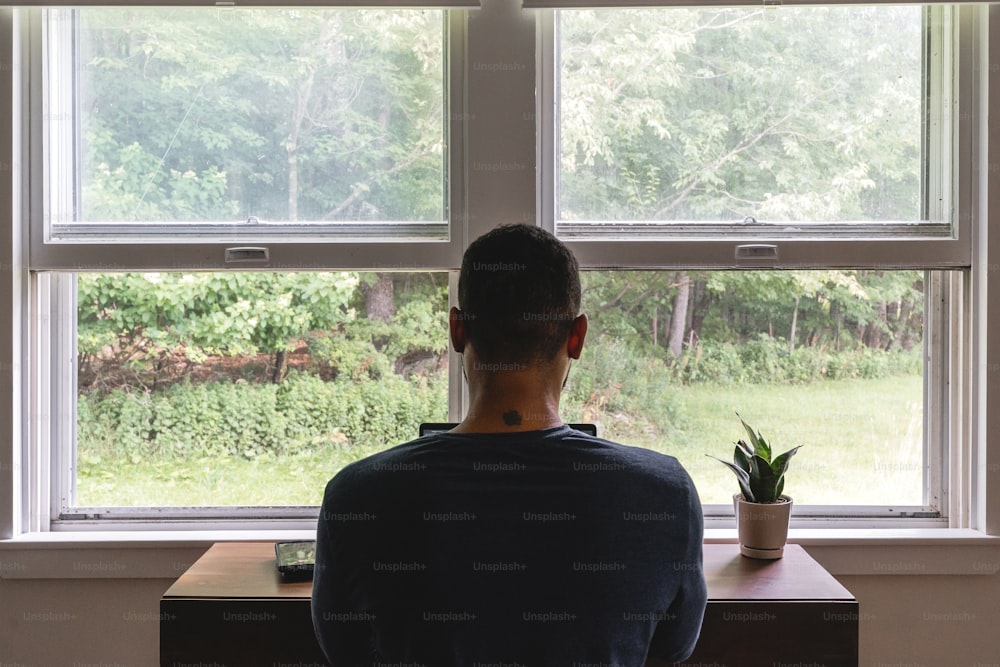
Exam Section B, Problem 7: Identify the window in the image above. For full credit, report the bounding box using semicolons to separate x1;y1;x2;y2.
569;268;942;510
540;3;977;522
70;271;449;511
542;4;970;272
4;1;986;532
29;5;466;525
34;6;466;270
554;5;948;237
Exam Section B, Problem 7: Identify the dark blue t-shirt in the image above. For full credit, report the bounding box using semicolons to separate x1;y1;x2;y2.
312;425;706;667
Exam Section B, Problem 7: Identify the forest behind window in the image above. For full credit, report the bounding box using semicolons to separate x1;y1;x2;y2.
66;7;929;511
557;6;929;229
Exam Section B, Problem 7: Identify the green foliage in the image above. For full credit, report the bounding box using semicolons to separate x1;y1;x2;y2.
78;272;358;384
80;8;445;223
670;339;919;385
562;334;681;437
78;375;924;507
670;341;745;384
79;370;447;461
581;270;925;369
560;6;922;223
307;283;448;381
708;414;802;503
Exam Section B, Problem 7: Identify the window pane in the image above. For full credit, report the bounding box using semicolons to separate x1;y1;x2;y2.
51;8;447;241
562;269;928;506
557;6;942;236
74;271;448;507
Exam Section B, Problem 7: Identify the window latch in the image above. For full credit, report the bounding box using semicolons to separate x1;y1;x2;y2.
225;247;270;264
735;244;778;261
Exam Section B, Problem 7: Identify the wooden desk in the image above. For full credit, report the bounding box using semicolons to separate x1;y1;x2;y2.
161;542;858;667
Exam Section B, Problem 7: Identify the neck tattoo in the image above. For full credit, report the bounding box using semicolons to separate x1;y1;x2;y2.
502;410;523;426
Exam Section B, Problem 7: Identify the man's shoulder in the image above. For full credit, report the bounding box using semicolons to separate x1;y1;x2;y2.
325;435;422;472
320;428;697;499
320;435;442;497
563;431;692;476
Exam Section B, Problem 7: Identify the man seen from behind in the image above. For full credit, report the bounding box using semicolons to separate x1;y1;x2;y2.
312;223;707;666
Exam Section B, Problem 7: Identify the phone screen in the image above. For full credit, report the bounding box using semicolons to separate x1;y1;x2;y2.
275;541;316;567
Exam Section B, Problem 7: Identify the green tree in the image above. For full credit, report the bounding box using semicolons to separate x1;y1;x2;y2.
559;6;922;223
78;272;358;387
80;8;445;223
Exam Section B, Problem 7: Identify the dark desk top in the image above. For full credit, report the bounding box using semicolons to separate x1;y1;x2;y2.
163;542;855;602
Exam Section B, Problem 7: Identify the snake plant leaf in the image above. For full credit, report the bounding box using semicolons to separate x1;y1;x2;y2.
775;476;785;499
750;454;779;503
707;455;754;501
734;442;753;474
770;445;803;478
738;413;771;463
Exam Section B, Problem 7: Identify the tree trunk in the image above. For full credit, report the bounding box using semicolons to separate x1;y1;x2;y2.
287;150;298;222
667;271;690;358
272;350;286;385
287;66;316;222
689;278;709;344
865;301;888;349
832;303;842;351
898;300;918;351
652;305;658;347
788;296;800;352
889;300;912;351
362;274;396;323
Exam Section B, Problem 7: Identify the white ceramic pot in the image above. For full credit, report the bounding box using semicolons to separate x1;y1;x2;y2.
733;493;793;559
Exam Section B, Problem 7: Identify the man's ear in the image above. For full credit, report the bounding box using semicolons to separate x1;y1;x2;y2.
567;314;588;360
449;306;467;354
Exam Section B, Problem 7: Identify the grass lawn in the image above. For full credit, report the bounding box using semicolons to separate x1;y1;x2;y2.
77;441;386;507
77;375;923;508
604;375;924;506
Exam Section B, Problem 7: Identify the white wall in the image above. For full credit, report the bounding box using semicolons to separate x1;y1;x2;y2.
2;543;999;667
843;574;1000;667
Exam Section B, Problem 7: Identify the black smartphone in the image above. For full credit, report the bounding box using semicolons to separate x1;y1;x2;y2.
274;540;316;582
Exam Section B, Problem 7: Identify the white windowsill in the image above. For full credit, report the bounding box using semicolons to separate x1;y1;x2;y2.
1;528;998;580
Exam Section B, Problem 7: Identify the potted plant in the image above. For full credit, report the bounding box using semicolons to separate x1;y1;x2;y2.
708;414;802;559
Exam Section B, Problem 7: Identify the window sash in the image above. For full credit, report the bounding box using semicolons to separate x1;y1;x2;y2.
48;269;953;523
30;7;469;271
538;4;974;268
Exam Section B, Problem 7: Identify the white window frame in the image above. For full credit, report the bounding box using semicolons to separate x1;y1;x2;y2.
538;5;972;268
23;5;473;531
32;6;468;272
536;4;979;526
0;0;997;538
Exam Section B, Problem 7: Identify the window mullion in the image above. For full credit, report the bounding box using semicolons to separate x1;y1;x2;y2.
925;270;952;523
26;273;51;532
536;8;556;235
447;271;466;422
50;273;76;521
0;7;24;540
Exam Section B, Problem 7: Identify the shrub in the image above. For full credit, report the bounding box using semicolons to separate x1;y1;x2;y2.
670;341;745;385
672;339;919;385
785;347;830;383
78;370;447;461
738;335;789;383
564;335;683;435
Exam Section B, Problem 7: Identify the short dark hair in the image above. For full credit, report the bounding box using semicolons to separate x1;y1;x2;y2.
458;224;581;363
